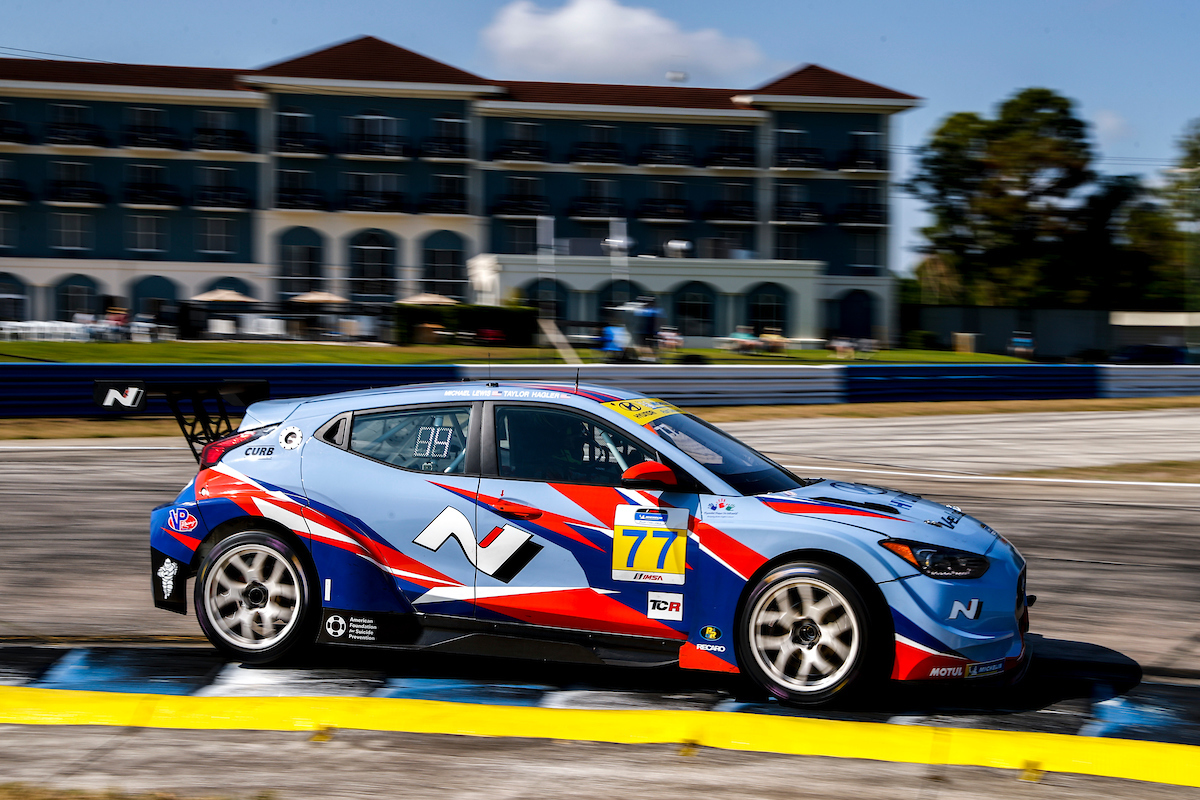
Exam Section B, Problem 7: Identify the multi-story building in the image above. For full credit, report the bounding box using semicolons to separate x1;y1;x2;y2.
0;36;918;342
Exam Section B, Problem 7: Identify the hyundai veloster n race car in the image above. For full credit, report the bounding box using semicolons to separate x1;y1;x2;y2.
149;381;1032;704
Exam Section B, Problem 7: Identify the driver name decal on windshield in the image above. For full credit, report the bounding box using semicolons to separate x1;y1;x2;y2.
603;398;680;425
612;505;689;585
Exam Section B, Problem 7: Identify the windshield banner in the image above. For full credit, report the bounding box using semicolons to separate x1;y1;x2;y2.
602;398;680;425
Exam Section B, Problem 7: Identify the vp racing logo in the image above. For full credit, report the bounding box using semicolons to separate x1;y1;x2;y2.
167;508;198;533
413;506;543;583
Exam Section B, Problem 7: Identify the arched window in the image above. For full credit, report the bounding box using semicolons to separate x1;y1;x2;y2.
130;275;179;316
421;230;466;300
54;274;101;321
745;282;789;335
348;229;397;302
202;276;256;298
277;227;323;300
595;279;647;323
0;272;27;321
838;289;874;339
673;281;717;336
522;278;569;321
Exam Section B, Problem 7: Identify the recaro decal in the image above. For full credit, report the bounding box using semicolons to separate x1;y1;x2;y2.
413;506;543;583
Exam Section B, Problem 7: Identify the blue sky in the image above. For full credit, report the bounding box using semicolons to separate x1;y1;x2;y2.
3;0;1196;272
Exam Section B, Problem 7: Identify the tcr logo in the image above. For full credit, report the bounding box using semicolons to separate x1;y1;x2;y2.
413;506;543;583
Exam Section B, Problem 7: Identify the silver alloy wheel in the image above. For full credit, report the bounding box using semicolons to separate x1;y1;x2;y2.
747;575;861;694
202;542;301;651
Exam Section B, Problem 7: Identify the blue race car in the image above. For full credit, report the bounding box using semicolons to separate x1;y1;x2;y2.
150;381;1031;705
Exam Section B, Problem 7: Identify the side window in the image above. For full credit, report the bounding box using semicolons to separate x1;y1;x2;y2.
495;405;653;485
350;406;471;473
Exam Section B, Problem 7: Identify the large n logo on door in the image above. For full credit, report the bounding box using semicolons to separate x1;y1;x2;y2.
413;506;543;583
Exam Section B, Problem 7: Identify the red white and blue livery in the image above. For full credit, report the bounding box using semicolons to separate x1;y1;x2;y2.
150;381;1032;704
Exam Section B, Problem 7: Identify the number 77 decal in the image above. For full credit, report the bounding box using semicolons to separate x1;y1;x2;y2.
612;505;689;585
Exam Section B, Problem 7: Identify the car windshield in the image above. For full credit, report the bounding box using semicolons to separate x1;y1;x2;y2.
647;412;811;496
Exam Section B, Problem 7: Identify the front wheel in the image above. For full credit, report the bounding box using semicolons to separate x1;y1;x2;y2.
737;562;877;705
194;530;317;664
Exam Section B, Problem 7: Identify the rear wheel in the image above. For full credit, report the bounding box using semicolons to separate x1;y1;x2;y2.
737;562;875;705
194;530;316;664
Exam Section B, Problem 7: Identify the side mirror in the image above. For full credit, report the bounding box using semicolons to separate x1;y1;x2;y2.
621;460;678;488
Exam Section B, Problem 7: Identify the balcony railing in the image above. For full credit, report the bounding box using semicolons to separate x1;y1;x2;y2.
774;147;826;169
0;179;32;202
636;198;692;220
704;200;756;222
568;142;625;165
491;194;550;216
773;201;825;224
193;128;254;152
123;182;184;206
837;149;888;171
0;120;32;145
837;203;887;225
44;123;109;147
705;146;756;168
637;144;694;166
342;190;408;212
123;126;185;149
342;134;411;158
275;132;328;155
420;137;469;159
567;196;625;219
276;187;327;210
46;180;107;204
420;193;469;214
193;186;252;209
492;139;550;162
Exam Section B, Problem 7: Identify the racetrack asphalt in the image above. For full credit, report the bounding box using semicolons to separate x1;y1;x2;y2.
2;408;1199;796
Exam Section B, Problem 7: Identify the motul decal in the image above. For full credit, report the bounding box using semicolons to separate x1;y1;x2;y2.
413;506;543;583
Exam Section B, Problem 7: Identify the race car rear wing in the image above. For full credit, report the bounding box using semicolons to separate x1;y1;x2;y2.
93;379;269;462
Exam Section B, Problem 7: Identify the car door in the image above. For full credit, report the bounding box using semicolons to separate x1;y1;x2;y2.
300;402;482;616
474;401;698;640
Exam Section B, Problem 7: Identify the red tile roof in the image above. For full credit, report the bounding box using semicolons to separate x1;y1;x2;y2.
752;64;918;100
0;57;244;91
255;36;489;86
498;80;744;110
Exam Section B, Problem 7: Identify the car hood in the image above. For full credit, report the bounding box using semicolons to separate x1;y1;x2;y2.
757;478;1002;556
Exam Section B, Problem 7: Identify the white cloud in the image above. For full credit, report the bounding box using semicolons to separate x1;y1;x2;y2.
1093;109;1135;147
482;0;767;85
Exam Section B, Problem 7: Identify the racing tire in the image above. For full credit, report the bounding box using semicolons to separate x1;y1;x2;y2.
736;562;877;706
194;530;317;664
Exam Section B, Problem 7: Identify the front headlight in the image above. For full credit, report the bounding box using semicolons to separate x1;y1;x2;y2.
880;538;990;579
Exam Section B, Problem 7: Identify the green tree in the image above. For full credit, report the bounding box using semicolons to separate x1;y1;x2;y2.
909;88;1092;306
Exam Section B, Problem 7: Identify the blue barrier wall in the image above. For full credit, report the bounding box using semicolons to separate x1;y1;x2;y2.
842;364;1100;403
0;364;460;418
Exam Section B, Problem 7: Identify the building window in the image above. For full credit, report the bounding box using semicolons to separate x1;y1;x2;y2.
197;217;235;254
653;181;684;200
583;178;615;198
197;109;234;130
435;117;467;139
720;182;751;202
851;185;879;206
777;129;808;149
585;124;617;143
350;231;395;299
0;211;14;249
345;113;402;138
51;104;89;124
276;111;312;134
506;176;542;196
127;107;164;128
277;170;312;190
50;213;92;250
344;172;402;194
778;183;807;203
507;121;541;141
507;223;536;255
128;215;168;252
675;282;716;337
197;166;235;187
280;245;322;296
127;164;166;185
0;103;11;121
423;249;465;298
434;174;465;196
776;230;808;260
62;284;95;318
719;129;751;148
852;232;880;266
0;160;11;181
654;127;684;146
746;284;788;335
51;161;90;183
